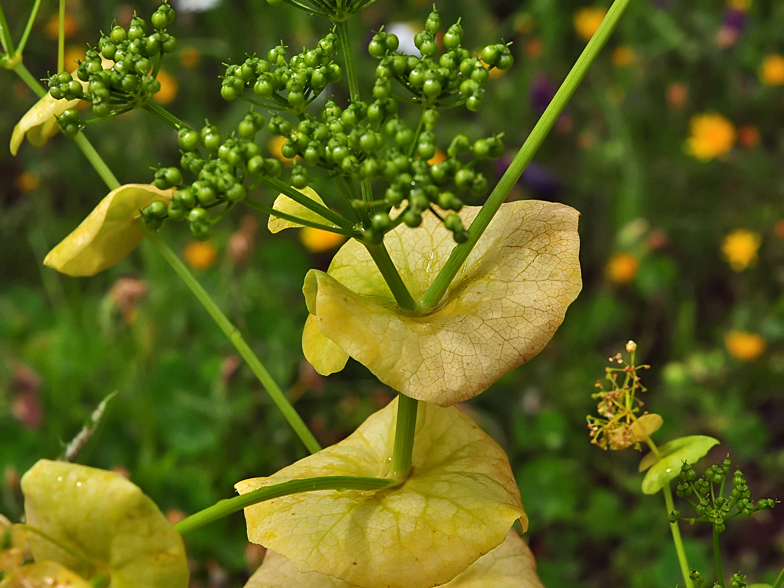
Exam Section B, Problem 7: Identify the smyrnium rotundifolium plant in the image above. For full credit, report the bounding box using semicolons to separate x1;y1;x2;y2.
2;0;638;585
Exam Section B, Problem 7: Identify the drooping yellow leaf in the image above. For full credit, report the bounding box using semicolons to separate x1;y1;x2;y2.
630;413;663;442
639;435;719;495
43;184;175;276
21;460;189;588
0;560;92;588
268;187;336;233
303;200;581;406
246;529;544;588
9;93;84;156
236;397;525;588
302;314;349;375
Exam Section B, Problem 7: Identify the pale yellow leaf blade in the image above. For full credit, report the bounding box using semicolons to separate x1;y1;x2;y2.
302;313;349;376
246;529;544;588
10;93;84;156
304;200;581;405
236;397;525;588
268;187;335;233
43;184;175;276
0;560;92;588
21;460;189;588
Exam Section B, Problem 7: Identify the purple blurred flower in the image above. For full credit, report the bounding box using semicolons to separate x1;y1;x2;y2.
530;76;556;114
495;156;561;200
722;9;746;33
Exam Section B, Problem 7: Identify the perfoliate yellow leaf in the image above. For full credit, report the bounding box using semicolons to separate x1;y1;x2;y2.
639;435;719;495
268;187;335;233
302;314;349;375
21;460;189;588
0;560;92;588
303;200;581;405
9;92;84;156
630;413;663;442
43;184;175;276
246;529;544;588
236;397;525;588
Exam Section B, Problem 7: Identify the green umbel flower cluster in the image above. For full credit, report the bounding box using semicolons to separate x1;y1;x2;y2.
672;457;777;532
47;2;177;135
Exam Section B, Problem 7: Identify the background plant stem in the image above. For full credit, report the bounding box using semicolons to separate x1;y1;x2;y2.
174;475;392;535
144;229;322;454
419;0;633;312
713;525;725;588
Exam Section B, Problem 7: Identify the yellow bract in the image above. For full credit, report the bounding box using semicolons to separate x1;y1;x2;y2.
0;560;92;588
246;530;545;588
21;460;189;588
268;187;336;233
236;397;525;588
10;92;84;156
302;200;581;406
44;184;175;276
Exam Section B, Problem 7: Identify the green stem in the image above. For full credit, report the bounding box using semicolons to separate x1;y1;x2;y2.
664;483;694;588
243;197;361;237
336;20;360;102
57;0;64;72
263;176;355;231
772;564;784;588
0;2;14;56
174;475;391;535
390;394;418;481
143;100;195;131
419;0;633;312
73;133;121;190
363;242;417;312
143;229;322;455
16;0;43;55
13;61;45;97
713;525;725;588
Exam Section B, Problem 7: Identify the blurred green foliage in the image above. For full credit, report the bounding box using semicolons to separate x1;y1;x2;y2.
2;0;784;586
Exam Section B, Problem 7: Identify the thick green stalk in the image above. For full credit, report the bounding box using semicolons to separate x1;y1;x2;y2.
419;0;633;312
73;134;121;190
263;176;356;231
336;20;360;101
143;100;195;131
363;242;417;312
390;394;418;481
144;229;322;455
713;525;725;588
13;61;44;97
174;475;392;535
663;483;694;588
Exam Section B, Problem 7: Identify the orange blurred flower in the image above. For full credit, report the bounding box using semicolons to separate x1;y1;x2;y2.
666;83;688;111
268;135;293;162
605;252;639;284
760;55;784;87
721;229;760;271
153;69;178;104
184;240;218;269
179;46;202;69
300;228;346;253
428;149;447;165
16;172;41;193
686;113;736;161
525;38;543;59
612;46;636;68
574;8;607;42
45;12;78;40
725;330;766;361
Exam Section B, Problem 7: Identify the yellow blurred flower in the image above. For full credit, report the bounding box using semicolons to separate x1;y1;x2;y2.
725;330;766;361
612;46;636;68
760;55;784;87
728;0;751;11
685;113;736;161
605;252;639;284
64;45;87;69
183;240;218;269
574;8;607;42
153;69;178;104
721;229;761;271
300;227;346;253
